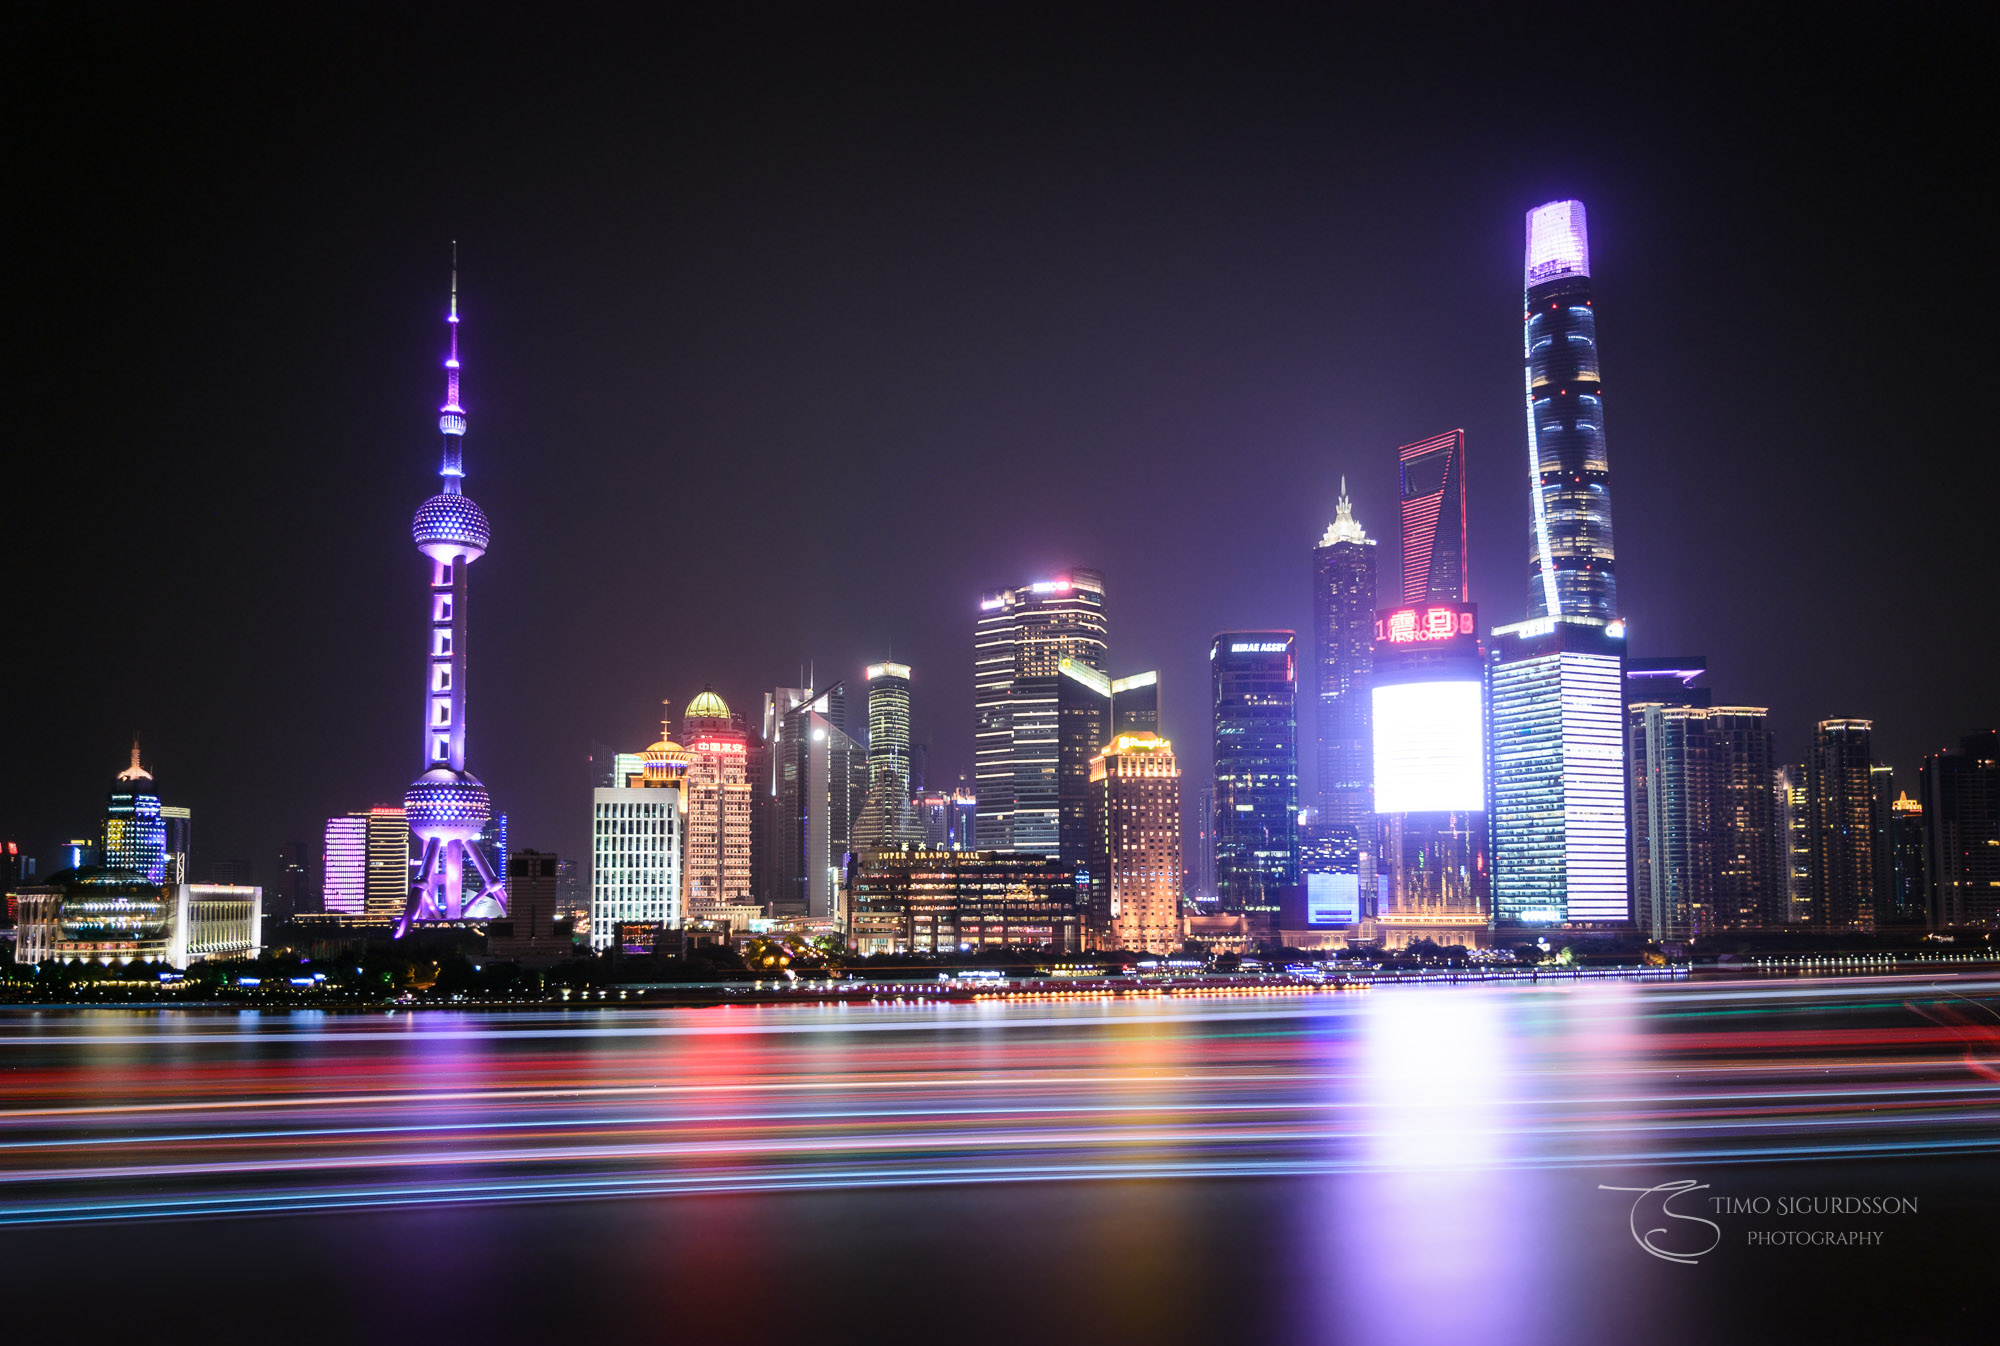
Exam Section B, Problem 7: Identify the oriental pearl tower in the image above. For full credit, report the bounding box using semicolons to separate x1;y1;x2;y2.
398;249;507;934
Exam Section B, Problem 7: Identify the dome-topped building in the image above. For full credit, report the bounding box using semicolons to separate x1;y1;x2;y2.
679;686;753;915
684;687;731;724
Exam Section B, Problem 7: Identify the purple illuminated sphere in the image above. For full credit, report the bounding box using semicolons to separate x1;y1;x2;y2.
404;769;491;840
413;493;490;561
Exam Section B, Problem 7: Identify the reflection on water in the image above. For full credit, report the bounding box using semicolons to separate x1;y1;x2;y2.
2;979;1998;1344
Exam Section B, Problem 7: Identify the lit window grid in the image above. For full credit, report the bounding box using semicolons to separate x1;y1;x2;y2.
590;788;682;949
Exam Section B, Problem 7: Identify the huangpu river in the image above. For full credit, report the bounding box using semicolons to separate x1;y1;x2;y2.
3;974;1998;1344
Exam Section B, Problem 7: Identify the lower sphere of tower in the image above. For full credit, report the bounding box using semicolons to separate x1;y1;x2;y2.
412;493;490;562
404;769;491;840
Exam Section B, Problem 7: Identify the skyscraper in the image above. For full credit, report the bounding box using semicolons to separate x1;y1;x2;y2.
1869;764;1899;928
591;710;689;948
1886;791;1929;928
1313;479;1376;838
915;787;978;849
854;663;924;849
1626;702;1779;937
400;254;507;931
364;805;411;919
681;689;754;913
1489;199;1629;932
773;684;867;920
1111;672;1160;738
162;806;191;885
1398;432;1467;605
322;815;367;915
974;570;1108;852
1522;199;1617;622
1373;602;1489;944
103;741;167;882
1707;707;1782;928
1088;732;1184;954
1056;660;1114;877
1211;632;1299;941
1624;658;1709;925
1808;719;1876;931
1193;782;1216;904
1626;703;1711;940
753;686;811;913
273;839;315;923
1778;763;1812;924
1919;731;2000;928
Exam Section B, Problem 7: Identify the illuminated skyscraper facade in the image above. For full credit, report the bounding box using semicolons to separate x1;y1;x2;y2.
1490;619;1627;929
1398;432;1467;605
1625;702;1778;937
1487;201;1630;932
1088;732;1184;954
1372;602;1488;945
1885;792;1928;927
1313;479;1377;837
773;684;867;919
162;806;191;885
1919;731;2000;929
681;689;754;913
1778;762;1812;924
322;814;366;915
591;713;689;948
1522;200;1617;622
1808;719;1876;931
1707;707;1782;928
1211;632;1299;940
364;805;411;919
915;789;978;849
855;663;924;849
400;256;507;931
103;741;167;883
974;570;1108;852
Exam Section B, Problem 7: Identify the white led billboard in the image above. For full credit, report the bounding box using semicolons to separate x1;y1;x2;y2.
1307;871;1359;926
1372;679;1485;813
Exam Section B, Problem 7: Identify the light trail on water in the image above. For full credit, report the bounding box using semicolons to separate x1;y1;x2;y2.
2;974;1997;1227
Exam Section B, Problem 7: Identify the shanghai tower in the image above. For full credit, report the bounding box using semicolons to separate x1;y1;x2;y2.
398;250;508;933
1522;199;1616;621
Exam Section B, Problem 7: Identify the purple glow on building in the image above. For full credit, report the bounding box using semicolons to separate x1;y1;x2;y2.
1525;199;1589;286
398;247;507;934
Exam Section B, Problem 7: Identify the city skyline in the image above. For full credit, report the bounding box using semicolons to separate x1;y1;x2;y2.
6;9;1992;892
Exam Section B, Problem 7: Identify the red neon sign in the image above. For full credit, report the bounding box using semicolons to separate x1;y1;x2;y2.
1377;605;1473;644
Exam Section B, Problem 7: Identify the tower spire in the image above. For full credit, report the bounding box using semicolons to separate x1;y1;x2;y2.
1320;474;1370;547
438;241;466;489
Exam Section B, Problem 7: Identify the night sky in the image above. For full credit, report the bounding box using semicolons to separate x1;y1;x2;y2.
7;5;1994;881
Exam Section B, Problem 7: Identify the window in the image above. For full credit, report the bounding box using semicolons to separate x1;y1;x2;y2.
431;663;452;692
433;736;450;762
432;629;453;657
432;699;452;727
433;595;453;623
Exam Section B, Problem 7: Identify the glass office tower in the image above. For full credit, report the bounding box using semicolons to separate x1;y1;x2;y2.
1373;601;1489;945
1211;633;1299;940
1809;719;1877;931
1489;618;1627;929
1398;432;1467;605
1523;199;1617;622
974;570;1108;852
1313;480;1377;838
103;742;167;883
854;664;924;850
